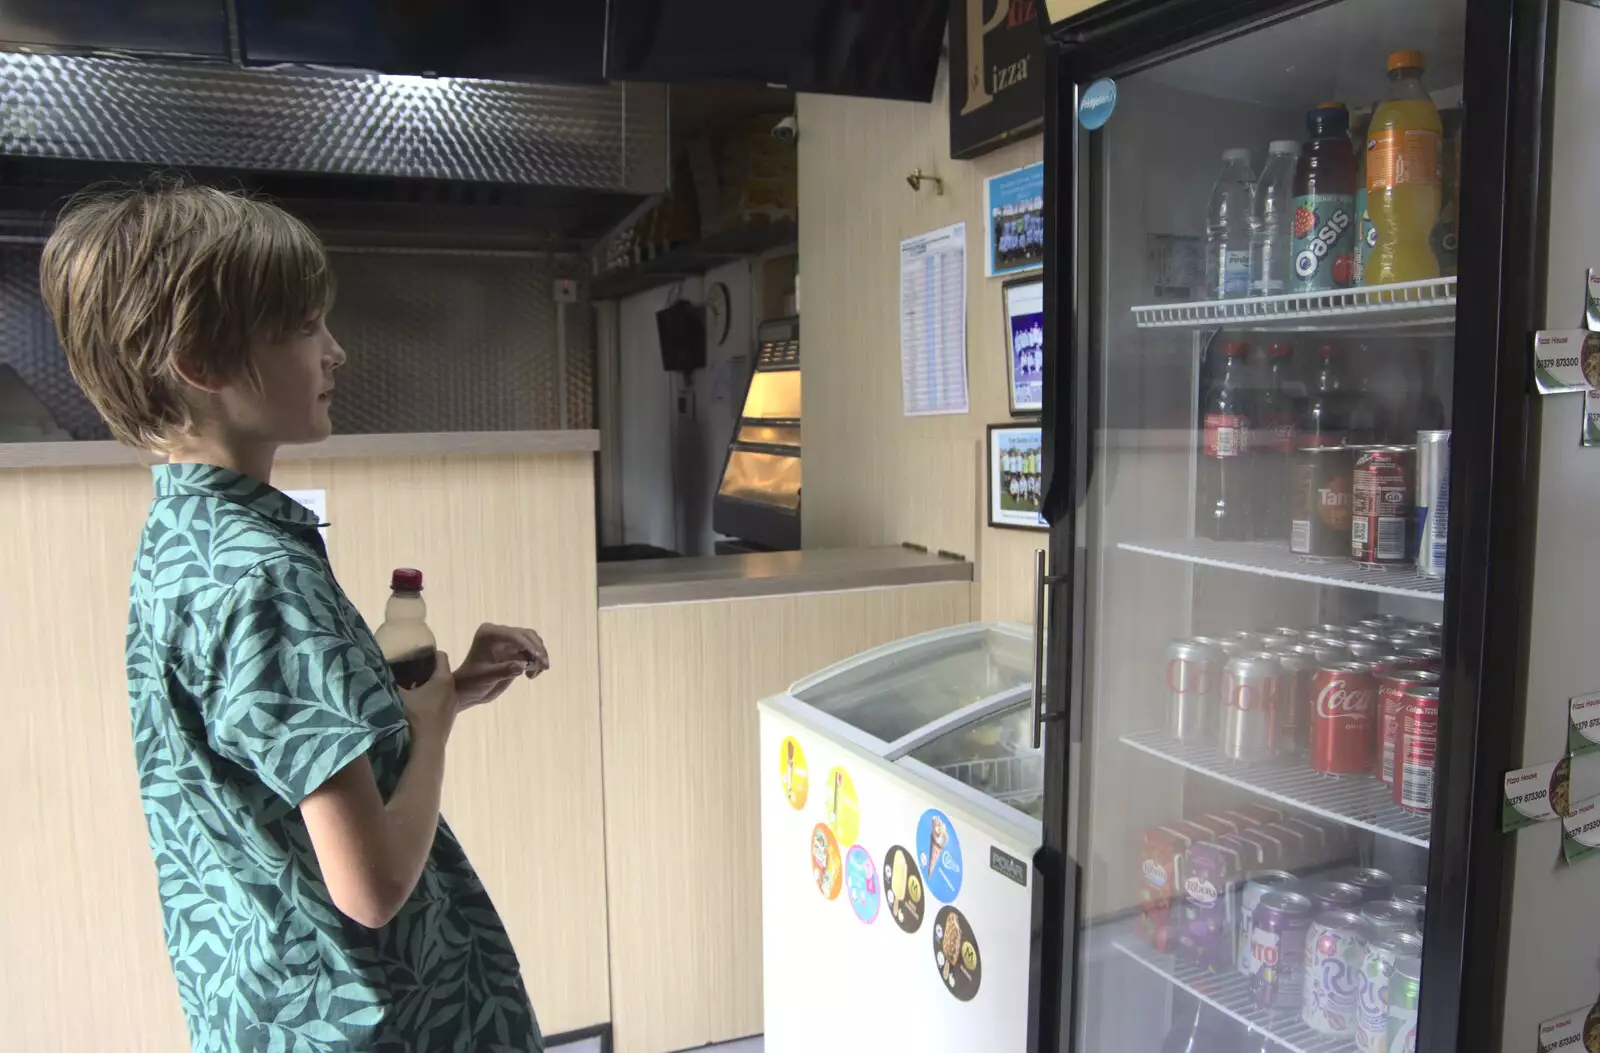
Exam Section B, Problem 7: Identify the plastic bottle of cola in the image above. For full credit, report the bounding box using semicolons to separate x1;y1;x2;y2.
375;568;438;689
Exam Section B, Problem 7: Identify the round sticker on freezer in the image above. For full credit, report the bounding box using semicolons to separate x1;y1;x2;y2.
778;736;809;809
844;845;879;924
932;906;982;1002
917;809;963;903
824;766;860;846
1078;78;1117;131
810;823;842;900
882;844;925;934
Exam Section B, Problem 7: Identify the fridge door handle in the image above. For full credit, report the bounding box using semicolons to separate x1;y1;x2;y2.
1032;548;1066;749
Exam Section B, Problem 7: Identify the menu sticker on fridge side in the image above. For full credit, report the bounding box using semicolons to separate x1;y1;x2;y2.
1585;266;1600;330
1562;795;1600;864
1503;752;1600;830
1532;330;1600;394
1584;389;1600;447
1537;1001;1600;1051
1570;693;1600;755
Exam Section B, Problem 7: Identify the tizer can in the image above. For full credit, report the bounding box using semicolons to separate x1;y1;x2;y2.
1387;955;1422;1050
1352;445;1415;566
1379;670;1439;786
1303;909;1366;1036
1250;889;1314;1010
1356;930;1424;1052
1310;662;1378;774
1220;652;1282;761
1395;684;1442;812
1237;870;1299;975
1166;637;1225;742
1292;446;1354;556
1416;430;1450;577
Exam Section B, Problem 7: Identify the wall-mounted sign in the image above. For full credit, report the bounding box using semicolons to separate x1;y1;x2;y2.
950;0;1045;160
1045;0;1115;21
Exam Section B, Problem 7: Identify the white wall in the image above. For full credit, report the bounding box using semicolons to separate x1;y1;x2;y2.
615;260;755;556
1499;4;1600;1046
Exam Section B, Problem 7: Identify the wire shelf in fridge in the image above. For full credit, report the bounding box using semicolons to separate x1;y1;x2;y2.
936;754;1044;802
1108;931;1358;1053
1130;277;1457;332
1116;538;1446;601
1120;730;1431;847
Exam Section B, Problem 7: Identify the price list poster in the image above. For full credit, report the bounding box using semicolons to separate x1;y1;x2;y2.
900;222;970;417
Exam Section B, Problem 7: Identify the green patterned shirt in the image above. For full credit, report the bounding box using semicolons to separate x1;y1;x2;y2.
129;463;542;1053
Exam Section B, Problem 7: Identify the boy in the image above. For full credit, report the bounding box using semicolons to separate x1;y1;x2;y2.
40;182;550;1052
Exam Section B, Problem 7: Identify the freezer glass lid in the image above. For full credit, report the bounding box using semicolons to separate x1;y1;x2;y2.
905;701;1043;819
791;625;1031;743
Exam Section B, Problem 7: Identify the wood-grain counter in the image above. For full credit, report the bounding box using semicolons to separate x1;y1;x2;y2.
596;548;974;1053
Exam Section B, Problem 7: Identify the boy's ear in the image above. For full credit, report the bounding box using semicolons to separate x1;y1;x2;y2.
170;352;230;395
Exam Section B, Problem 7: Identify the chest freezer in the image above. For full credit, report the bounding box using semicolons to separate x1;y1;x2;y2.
758;622;1042;1053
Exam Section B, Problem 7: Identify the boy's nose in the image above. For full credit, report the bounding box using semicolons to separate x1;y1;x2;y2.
328;338;347;368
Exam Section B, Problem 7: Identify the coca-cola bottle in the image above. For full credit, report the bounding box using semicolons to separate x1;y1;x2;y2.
1199;339;1254;541
1298;344;1347;448
1253;342;1296;540
1346;367;1380;446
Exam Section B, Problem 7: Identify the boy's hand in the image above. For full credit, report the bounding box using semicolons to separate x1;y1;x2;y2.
398;651;458;742
456;623;549;708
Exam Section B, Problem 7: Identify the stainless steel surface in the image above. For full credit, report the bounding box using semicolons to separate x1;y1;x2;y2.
596;546;973;608
1032;548;1047;749
0;52;668;191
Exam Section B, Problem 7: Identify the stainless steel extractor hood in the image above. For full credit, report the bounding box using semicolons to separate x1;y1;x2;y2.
0;51;669;248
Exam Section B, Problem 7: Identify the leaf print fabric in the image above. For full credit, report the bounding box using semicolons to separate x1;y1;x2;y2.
129;463;543;1052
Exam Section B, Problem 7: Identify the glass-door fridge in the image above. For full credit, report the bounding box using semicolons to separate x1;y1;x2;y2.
1030;2;1547;1051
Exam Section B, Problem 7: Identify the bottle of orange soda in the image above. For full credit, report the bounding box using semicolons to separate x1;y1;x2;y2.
1365;50;1443;284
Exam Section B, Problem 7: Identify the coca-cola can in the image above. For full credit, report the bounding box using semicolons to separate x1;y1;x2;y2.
1250;889;1315;1010
1259;627;1302;650
1310;662;1378;773
1275;645;1317;754
1220;652;1282;762
1395;684;1441;812
1356;929;1424;1052
1237;869;1300;976
1379;670;1440;786
1352;445;1415;566
1310;640;1352;665
1303;909;1367;1036
1219;631;1262;657
1400;645;1443;667
1345;639;1385;660
1166;637;1225;742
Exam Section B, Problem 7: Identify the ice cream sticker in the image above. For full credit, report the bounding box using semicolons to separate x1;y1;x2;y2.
882;845;925;934
778;736;809;809
1532;330;1600;394
811;823;842;900
844;845;879;924
825;766;860;847
917;808;963;903
932;906;982;1002
1537;1000;1600;1051
1563;796;1600;864
1570;693;1600;755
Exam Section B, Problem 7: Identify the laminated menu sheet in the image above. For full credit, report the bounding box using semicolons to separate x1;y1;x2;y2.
900;223;970;417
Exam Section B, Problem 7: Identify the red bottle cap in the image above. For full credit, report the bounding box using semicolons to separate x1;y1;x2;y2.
1268;342;1294;357
1223;340;1250;356
391;568;424;591
1317;344;1339;358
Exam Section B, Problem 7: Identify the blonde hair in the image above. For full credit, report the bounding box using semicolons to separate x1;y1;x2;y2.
38;180;333;452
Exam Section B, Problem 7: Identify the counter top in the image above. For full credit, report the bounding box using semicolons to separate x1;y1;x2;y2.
0;430;601;470
597;546;973;607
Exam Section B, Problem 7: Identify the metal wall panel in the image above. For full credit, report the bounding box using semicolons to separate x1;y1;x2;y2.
0;52;669;192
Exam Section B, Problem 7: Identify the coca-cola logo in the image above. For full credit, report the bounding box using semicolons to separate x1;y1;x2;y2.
1184;876;1218;906
1226;679;1279;712
1165;658;1215;694
1142;859;1167;889
1317;679;1373;718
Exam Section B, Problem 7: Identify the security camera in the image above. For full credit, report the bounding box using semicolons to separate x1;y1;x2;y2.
772;115;798;142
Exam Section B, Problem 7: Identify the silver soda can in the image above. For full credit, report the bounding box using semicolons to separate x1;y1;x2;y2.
1361;899;1422;935
1237;869;1299;975
1166;637;1225;742
1275;645;1317;754
1393;884;1427;910
1259;627;1302;649
1311;640;1352;665
1250;889;1315;1010
1356;929;1424;1052
1416;430;1450;578
1339;867;1394;903
1304;880;1365;913
1303;909;1367;1036
1316;623;1348;637
1346;639;1384;659
1221;652;1283;761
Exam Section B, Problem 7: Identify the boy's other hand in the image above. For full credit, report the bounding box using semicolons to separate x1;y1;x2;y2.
456;623;549;708
398;651;458;742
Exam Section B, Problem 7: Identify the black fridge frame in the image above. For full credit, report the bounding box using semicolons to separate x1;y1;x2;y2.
1029;2;1555;1051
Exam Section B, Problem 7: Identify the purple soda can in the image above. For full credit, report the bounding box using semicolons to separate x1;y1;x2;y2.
1303;909;1368;1036
1237;870;1299;975
1180;840;1242;970
1250;889;1315;1009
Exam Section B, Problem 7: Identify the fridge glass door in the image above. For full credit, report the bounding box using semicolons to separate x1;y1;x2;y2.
903;700;1045;820
1061;3;1461;1050
792;624;1031;743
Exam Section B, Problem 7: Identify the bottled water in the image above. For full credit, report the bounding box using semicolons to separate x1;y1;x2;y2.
1206;148;1257;300
1250;140;1301;297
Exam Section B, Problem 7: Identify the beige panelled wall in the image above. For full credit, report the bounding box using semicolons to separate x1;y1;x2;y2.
0;453;610;1050
798;62;1049;623
598;582;972;1053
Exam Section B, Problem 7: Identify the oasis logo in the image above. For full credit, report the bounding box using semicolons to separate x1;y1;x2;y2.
1295;207;1353;279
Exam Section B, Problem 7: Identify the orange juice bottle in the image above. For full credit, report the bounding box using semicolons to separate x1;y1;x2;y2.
1365;50;1443;284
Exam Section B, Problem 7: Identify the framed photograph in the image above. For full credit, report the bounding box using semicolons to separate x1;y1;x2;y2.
988;424;1048;531
984;162;1044;277
1002;276;1044;415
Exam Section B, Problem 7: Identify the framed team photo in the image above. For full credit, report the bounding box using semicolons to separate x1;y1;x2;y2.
988;424;1047;531
1003;276;1044;415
